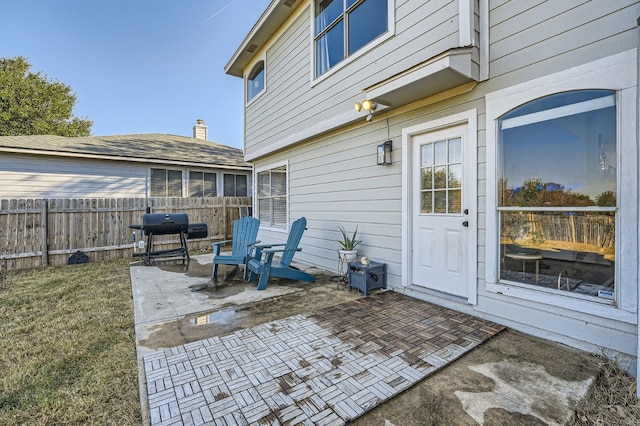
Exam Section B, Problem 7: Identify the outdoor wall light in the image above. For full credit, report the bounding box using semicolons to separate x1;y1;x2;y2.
355;99;378;121
377;140;392;165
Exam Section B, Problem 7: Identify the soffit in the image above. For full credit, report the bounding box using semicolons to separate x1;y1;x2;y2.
225;0;300;77
364;48;479;107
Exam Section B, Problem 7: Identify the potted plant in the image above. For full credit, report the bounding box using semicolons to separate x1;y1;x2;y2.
338;225;361;263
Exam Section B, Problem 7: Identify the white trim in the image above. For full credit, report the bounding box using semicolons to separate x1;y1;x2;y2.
310;0;396;87
501;95;616;130
486;283;636;324
246;57;267;106
402;109;478;304
458;0;474;46
479;0;489;81
254;159;290;232
485;49;638;315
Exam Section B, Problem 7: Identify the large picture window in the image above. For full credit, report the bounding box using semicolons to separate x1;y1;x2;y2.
150;168;182;197
257;165;287;228
314;0;388;77
498;90;616;300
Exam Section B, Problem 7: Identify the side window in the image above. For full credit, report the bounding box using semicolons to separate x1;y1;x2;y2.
223;174;248;197
247;61;265;102
497;90;616;300
256;165;287;228
150;168;183;197
189;171;217;197
315;0;389;77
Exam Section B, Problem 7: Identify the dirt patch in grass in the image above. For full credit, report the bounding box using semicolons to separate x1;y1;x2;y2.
0;259;141;425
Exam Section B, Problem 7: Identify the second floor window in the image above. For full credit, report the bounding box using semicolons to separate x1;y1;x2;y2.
247;61;265;101
314;0;388;77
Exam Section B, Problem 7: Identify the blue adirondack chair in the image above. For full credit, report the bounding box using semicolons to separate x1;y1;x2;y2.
246;217;316;290
211;216;260;280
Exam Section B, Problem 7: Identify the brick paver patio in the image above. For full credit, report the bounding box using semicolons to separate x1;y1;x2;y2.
143;291;504;425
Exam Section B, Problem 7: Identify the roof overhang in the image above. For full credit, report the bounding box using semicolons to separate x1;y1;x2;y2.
364;48;479;107
0;147;252;171
225;0;299;77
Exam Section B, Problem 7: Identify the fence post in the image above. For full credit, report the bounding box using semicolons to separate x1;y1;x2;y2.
222;197;228;240
41;199;49;266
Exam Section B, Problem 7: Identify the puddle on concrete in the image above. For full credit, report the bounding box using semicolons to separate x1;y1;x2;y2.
139;275;363;350
191;309;237;326
156;258;213;278
189;283;245;298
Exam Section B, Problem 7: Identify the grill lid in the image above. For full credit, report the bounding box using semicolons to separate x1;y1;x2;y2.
142;213;189;235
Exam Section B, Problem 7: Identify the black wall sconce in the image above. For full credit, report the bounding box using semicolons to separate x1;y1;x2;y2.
377;140;392;165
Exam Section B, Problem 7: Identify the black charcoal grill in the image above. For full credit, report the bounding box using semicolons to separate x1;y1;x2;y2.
129;213;207;264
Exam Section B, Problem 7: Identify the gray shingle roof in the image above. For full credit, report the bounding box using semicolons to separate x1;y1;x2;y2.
0;134;251;169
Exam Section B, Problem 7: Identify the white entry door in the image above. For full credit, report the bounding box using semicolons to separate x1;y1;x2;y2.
412;124;470;297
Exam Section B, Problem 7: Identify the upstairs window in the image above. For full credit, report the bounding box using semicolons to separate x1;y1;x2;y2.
247;61;265;101
150;168;182;197
189;171;217;197
223;174;248;197
315;0;388;77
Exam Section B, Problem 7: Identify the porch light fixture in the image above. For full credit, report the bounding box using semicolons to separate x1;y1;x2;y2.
355;99;377;121
377;140;392;165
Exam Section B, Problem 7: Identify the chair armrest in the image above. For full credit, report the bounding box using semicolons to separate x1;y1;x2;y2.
253;243;286;249
212;239;233;247
263;247;302;254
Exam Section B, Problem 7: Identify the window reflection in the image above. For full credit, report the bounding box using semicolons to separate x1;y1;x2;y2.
315;0;388;76
247;62;265;101
498;90;617;300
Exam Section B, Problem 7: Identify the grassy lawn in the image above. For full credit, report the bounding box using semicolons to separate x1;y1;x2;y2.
1;258;638;425
0;259;141;425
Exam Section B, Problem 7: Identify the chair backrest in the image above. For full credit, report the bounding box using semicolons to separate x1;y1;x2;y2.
231;216;260;257
280;217;307;267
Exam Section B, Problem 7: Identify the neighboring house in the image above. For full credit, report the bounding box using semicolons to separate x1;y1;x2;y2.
0;120;252;198
226;0;640;378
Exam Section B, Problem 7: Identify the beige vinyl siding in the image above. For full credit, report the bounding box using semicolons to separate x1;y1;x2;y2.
0;155;147;198
489;0;638;79
245;0;640;363
245;0;474;158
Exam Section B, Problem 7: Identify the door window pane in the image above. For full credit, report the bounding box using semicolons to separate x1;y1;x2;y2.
420;137;464;214
421;191;433;213
434;191;447;213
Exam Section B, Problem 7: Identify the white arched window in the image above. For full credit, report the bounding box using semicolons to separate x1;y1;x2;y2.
247;61;265;102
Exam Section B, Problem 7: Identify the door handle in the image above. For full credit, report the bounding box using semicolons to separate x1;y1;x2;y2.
464;209;469;215
462;221;469;227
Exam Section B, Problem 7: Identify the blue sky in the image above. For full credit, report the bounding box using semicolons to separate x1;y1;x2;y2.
0;0;271;148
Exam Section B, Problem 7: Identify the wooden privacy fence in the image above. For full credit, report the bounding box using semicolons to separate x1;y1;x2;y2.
0;197;252;270
528;212;615;248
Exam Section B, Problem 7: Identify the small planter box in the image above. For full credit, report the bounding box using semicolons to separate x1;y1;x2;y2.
348;261;386;295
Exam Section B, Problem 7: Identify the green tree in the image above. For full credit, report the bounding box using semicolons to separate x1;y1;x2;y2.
0;56;92;136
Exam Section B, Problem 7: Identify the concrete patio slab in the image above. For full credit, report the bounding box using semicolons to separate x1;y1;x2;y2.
131;254;599;425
